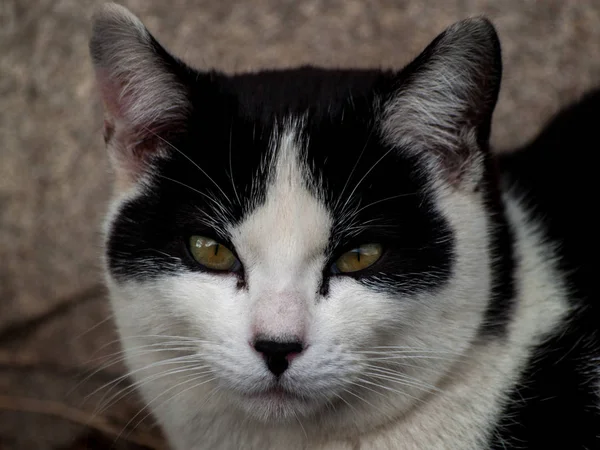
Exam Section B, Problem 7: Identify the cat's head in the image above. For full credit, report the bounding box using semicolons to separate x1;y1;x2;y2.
91;3;510;429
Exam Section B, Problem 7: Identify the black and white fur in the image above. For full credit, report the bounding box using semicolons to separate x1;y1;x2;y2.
90;4;600;449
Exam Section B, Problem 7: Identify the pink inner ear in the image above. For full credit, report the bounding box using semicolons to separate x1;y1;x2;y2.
95;66;180;141
95;67;153;183
95;67;134;123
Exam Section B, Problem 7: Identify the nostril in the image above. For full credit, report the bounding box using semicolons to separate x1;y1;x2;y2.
253;339;304;357
252;339;304;376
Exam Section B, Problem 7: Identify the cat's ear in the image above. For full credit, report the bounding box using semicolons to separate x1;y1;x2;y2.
381;18;501;185
89;3;190;185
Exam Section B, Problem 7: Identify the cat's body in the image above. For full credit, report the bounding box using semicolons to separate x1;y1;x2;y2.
90;4;600;449
491;91;600;449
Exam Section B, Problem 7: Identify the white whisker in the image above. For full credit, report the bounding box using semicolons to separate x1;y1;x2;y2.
354;377;425;404
352;192;418;216
228;121;242;206
84;353;205;403
339;146;395;218
363;368;441;394
71;314;115;342
334;128;374;212
156;174;234;224
143;126;232;205
115;374;217;446
96;366;213;415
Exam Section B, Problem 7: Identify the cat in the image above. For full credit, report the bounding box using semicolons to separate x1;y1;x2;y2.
90;3;600;449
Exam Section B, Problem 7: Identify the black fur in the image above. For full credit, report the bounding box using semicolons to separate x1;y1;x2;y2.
107;64;455;298
490;90;600;449
478;156;517;338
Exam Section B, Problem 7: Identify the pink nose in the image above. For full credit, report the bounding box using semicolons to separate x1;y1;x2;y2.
251;290;308;341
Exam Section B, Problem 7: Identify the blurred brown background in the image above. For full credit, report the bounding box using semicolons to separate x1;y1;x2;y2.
1;0;599;449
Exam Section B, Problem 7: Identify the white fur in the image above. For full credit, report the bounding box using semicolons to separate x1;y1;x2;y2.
231;123;330;341
104;116;571;448
351;191;571;449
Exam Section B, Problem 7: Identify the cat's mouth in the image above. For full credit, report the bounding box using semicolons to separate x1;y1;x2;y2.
235;384;323;422
243;385;306;401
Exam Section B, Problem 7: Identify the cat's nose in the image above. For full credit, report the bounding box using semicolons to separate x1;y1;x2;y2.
253;339;304;377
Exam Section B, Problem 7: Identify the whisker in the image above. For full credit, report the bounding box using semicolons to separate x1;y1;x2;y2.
322;396;336;414
362;361;442;375
333;128;374;212
96;366;213;415
331;391;358;415
293;410;308;440
353;377;425;405
156;174;233;223
91;335;213;358
75;334;212;386
71;314;115;342
91;342;198;362
363;368;440;394
81;346;197;374
352;192;418;216
119;334;212;342
147;248;181;262
143;126;232;205
365;355;458;363
339;146;396;217
199;384;222;407
102;341;200;357
357;349;463;356
228;121;241;206
72;344;200;397
93;357;208;403
340;385;395;421
95;371;197;416
119;375;217;445
340;387;378;411
83;353;203;403
367;345;467;353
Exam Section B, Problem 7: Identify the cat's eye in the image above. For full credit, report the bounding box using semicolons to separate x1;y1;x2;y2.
189;236;239;272
333;243;383;274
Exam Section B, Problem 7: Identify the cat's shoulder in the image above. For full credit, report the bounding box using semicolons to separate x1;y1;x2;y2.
499;89;600;304
493;90;600;449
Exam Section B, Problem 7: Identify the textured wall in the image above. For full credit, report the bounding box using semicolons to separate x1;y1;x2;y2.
1;1;599;448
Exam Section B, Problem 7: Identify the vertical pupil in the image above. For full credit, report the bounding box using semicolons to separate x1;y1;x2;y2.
214;244;220;256
356;249;361;262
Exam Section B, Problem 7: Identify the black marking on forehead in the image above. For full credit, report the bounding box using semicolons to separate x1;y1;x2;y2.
223;67;455;297
107;66;455;293
222;67;394;124
106;67;397;281
107;65;455;300
296;114;455;296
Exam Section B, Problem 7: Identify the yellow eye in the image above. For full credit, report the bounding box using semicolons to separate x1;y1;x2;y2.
189;236;238;271
334;243;383;273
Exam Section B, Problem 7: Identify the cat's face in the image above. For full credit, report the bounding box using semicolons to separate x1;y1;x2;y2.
93;4;504;429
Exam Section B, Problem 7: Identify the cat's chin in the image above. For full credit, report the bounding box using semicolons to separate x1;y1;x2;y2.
233;386;324;422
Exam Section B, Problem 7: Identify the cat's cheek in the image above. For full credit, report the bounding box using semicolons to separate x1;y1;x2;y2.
316;278;412;345
158;272;251;341
107;278;169;339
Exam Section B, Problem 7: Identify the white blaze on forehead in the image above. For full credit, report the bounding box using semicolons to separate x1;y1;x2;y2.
231;121;332;339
